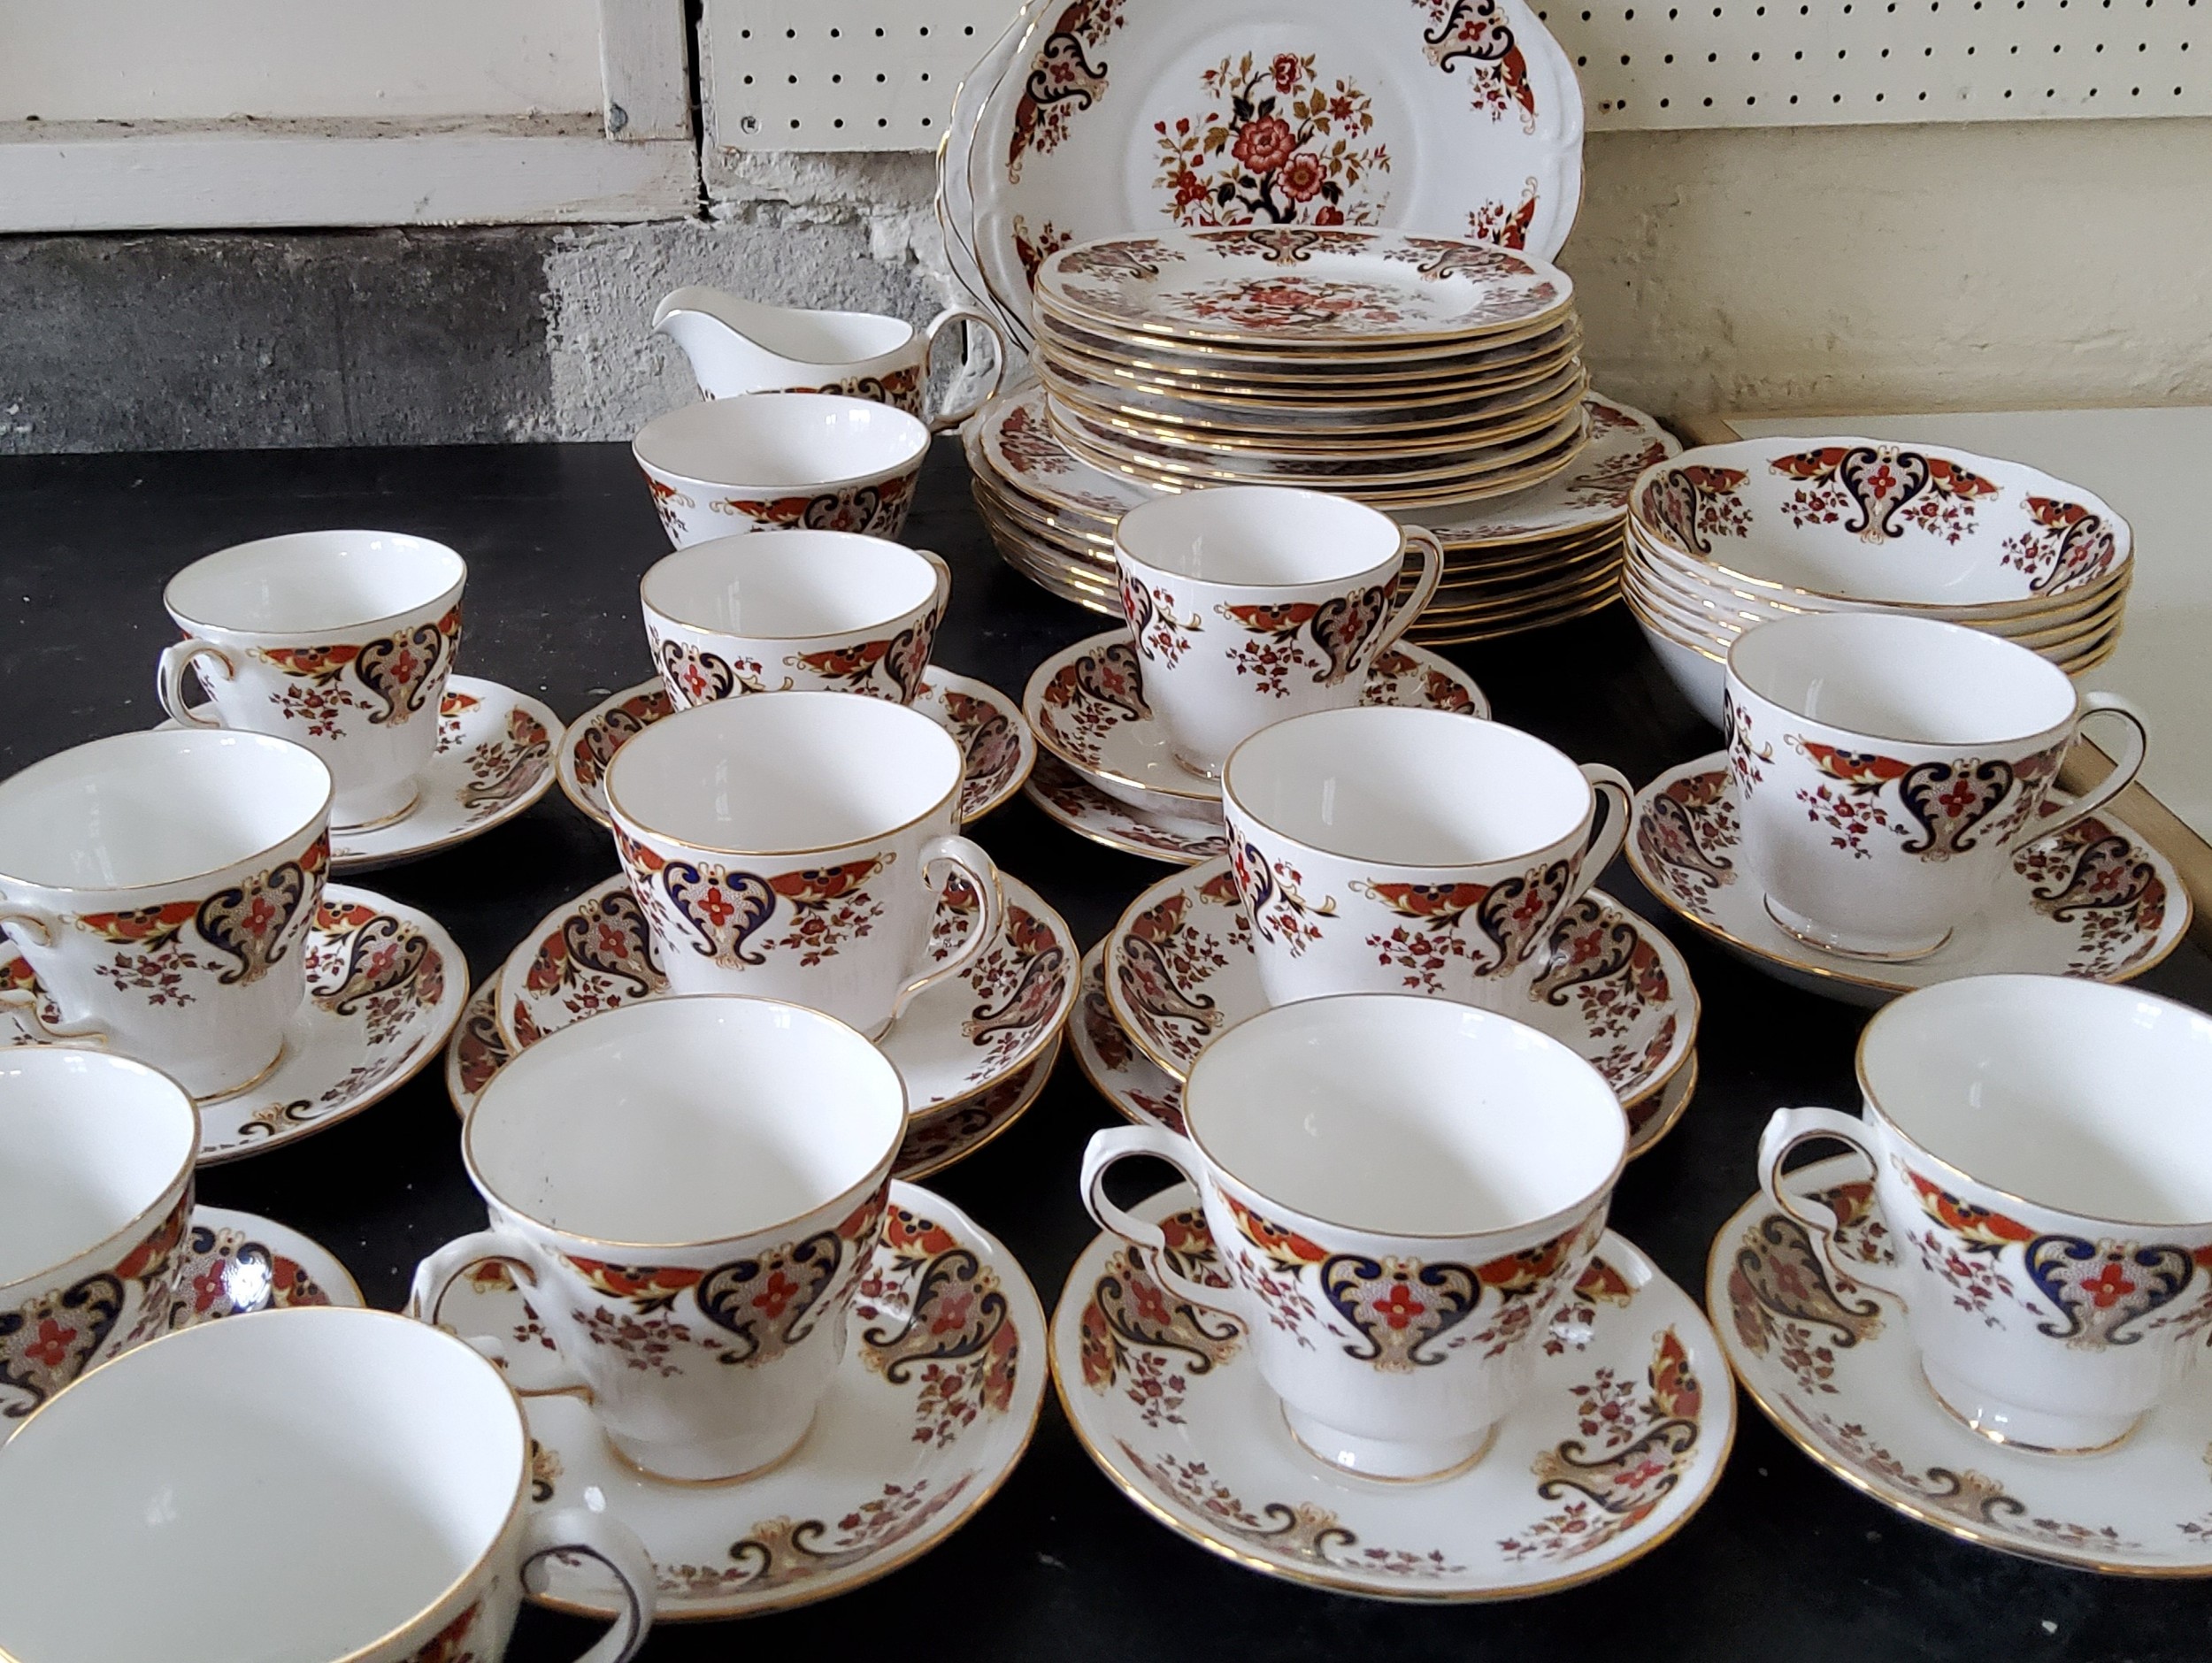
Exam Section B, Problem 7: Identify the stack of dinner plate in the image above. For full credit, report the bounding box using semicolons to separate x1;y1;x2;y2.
1623;435;2132;722
1027;226;1587;512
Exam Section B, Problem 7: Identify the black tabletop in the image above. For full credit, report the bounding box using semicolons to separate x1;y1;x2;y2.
8;437;2210;1663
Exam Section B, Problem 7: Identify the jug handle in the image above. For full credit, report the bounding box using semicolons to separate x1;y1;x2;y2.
923;308;1009;433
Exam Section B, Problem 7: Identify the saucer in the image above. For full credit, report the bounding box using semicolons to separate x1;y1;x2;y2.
1071;942;1697;1158
1;884;466;1163
490;872;1076;1117
1024;755;1231;867
434;1180;1046;1620
1714;1153;2212;1574
166;678;559;872
1024;636;1489;810
442;977;1056;1180
169;1206;364;1327
1101;862;1697;1112
1628;753;2192;1006
557;669;1034;829
1052;1184;1732;1599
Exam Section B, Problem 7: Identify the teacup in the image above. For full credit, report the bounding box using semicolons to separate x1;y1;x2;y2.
157;530;465;830
0;730;332;1098
0;1049;197;1416
633;393;931;548
0;1307;656;1661
1758;973;2212;1454
605;691;1002;1039
1113;485;1444;777
1081;992;1627;1479
1725;611;2148;959
412;995;906;1481
654;286;1008;432
1222;707;1632;1011
641;530;952;709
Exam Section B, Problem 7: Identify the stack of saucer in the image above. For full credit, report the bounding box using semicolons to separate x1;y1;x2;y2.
1623;435;2132;724
1029;227;1586;511
967;384;1671;642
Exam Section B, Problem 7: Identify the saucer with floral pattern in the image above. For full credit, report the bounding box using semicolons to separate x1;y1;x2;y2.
431;1181;1045;1621
169;1206;363;1327
1023;755;1231;867
1052;1185;1731;1599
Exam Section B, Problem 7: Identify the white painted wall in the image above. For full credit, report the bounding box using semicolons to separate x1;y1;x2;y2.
0;0;605;122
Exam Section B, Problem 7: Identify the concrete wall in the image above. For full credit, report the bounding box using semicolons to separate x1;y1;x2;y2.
4;117;2208;452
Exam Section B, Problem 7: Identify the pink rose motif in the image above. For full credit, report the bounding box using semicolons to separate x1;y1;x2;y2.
1271;53;1302;93
1232;115;1296;176
1314;204;1345;226
1279;151;1325;203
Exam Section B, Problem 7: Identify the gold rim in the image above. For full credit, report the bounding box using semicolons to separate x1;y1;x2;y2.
529;1187;1049;1622
894;1036;1061;1184
165;549;465;643
1060;433;1590;510
1623;756;2195;995
1032;306;1581;377
1047;1231;1735;1601
1702;1194;2210;1578
1407;588;1624;646
1418;565;1622;623
1037;333;1586;411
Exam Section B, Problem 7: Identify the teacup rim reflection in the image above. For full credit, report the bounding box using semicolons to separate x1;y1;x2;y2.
1853;972;2212;1232
163;529;467;641
462;993;907;1251
1181;992;1630;1241
605;690;964;858
640;529;942;646
1727;611;2080;752
0;1306;531;1663
0;1048;199;1296
1222;706;1595;870
631;392;931;495
0;729;334;896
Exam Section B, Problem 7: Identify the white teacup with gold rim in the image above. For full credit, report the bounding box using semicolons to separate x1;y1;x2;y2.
0;729;331;1099
412;995;906;1482
0;1049;197;1415
0;1307;656;1662
1080;993;1627;1480
605;691;1002;1040
1113;484;1444;778
1221;706;1632;1012
1725;611;2148;961
1757;973;2212;1455
641;529;951;709
158;530;466;831
633;393;931;548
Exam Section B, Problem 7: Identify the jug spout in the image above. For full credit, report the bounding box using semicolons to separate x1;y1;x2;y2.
652;286;918;399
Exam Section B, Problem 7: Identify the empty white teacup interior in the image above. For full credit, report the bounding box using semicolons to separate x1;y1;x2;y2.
468;995;904;1245
608;690;963;854
165;530;465;635
1118;484;1400;587
0;729;331;890
1862;975;2212;1225
1731;612;2078;746
0;1051;195;1286
1226;708;1590;866
1186;995;1625;1236
0;1308;524;1663
643;530;938;638
634;393;929;488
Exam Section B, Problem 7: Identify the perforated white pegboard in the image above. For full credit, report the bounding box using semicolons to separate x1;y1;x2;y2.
702;0;2208;146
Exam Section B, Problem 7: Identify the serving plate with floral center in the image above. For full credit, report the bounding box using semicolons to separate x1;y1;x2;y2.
1626;754;2190;1006
1100;861;1697;1109
1052;1185;1730;1598
438;1182;1046;1620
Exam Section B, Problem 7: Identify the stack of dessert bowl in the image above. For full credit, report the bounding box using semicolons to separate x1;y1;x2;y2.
1623;434;2131;724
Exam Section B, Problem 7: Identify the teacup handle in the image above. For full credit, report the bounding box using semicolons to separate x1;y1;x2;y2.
1755;1107;1909;1304
157;640;237;729
0;905;111;1046
1080;1124;1251;1318
408;1230;595;1404
887;836;1004;1026
2011;690;2150;850
519;1506;657;1663
916;547;955;632
1575;763;1636;889
922;306;1009;433
1374;526;1446;655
